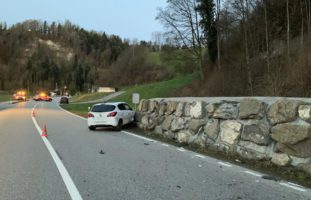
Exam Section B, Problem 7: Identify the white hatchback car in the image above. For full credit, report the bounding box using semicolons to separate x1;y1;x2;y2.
87;102;135;131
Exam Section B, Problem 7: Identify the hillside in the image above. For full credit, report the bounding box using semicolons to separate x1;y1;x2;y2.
0;20;172;93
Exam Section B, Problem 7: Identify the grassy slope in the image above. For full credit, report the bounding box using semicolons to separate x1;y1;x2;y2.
0;92;10;102
70;92;110;103
61;73;198;117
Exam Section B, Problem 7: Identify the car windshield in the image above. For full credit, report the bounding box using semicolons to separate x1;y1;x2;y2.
91;104;115;112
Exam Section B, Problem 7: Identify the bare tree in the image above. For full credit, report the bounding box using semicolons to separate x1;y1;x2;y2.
263;0;270;73
216;0;221;70
156;0;204;78
286;0;290;60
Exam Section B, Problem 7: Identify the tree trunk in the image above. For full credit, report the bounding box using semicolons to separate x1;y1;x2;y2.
286;0;290;61
216;0;221;70
263;0;270;73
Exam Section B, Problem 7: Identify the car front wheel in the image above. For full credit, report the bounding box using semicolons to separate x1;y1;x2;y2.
115;119;123;131
88;126;96;131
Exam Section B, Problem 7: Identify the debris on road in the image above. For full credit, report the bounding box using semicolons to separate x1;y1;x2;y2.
99;150;105;154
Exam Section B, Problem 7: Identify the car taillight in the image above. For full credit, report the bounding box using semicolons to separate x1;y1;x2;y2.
107;112;117;117
88;113;94;118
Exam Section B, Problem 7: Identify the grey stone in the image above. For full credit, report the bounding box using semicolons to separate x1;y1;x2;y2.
289;156;311;166
175;102;184;117
184;103;191;117
166;101;178;115
154;125;163;135
158;101;167;116
171;118;186;132
161;116;174;131
163;131;175;140
241;121;270;145
189;119;206;134
176;131;191;143
271;122;311;145
271;153;291;166
206;103;217;117
299;105;311;122
239;98;266;119
190;101;204;119
213;102;238;119
276;139;311;158
141;115;149;126
192;133;207;147
302;164;311;176
134;112;145;122
237;141;269;160
220;120;242;145
148;100;158;112
140;99;149;112
267;99;301;125
204;119;220;141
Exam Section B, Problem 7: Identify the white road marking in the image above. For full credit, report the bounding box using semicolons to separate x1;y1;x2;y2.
245;170;262;177
121;131;156;143
177;147;186;152
195;154;205;159
161;143;169;147
218;161;232;167
31;105;83;200
279;182;306;192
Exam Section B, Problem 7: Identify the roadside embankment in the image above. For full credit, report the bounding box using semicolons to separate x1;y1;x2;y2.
135;97;311;179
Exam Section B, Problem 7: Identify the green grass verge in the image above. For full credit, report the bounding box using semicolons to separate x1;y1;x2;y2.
61;73;198;117
109;73;198;107
0;94;10;102
70;92;111;103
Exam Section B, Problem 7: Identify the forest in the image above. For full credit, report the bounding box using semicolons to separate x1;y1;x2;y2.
0;0;311;97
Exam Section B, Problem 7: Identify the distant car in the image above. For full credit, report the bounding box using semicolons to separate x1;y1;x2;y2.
12;90;27;101
59;96;69;104
87;102;135;131
33;92;52;102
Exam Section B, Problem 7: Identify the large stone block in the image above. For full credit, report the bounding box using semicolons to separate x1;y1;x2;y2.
271;122;311;145
161;116;174;131
299;105;311;123
189;119;206;134
175;102;184;117
204;119;220;141
237;141;269;160
213;102;238;119
154;125;163;135
220;120;242;145
271;153;291;166
157;101;167;116
139;99;149;112
267;99;301;125
171;117;186;132
239;98;266;119
166;101;178;115
241;121;270;145
206;103;216;117
184;103;191;117
190;101;204;119
276;139;311;158
176;131;191;143
148;100;159;112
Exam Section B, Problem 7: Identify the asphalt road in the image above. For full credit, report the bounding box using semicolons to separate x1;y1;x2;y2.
1;100;311;200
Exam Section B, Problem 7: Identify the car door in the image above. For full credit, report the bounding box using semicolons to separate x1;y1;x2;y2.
123;103;134;123
117;104;127;123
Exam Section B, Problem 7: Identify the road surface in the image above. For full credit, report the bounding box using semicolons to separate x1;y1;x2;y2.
0;100;311;200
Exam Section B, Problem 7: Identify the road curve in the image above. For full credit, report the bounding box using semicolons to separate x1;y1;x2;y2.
0;100;311;200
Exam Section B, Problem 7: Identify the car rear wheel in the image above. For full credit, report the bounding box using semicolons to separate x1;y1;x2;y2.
115;119;123;131
88;126;96;131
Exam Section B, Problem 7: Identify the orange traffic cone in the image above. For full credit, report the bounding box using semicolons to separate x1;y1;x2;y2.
32;110;35;117
41;124;48;137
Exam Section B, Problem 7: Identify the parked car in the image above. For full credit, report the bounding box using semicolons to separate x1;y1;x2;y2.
59;96;69;104
33;92;52;101
87;102;134;131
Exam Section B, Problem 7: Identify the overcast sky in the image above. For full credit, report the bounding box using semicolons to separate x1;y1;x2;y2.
0;0;167;41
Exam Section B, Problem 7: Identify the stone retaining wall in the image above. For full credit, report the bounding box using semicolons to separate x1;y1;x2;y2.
135;98;311;175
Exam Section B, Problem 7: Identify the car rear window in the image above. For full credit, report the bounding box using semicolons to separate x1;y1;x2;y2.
91;105;115;112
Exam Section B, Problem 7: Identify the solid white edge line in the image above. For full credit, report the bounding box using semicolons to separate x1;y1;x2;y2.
161;143;169;147
195;154;205;159
218;161;232;167
279;182;306;192
177;147;186;152
245;170;262;177
31;105;83;200
121;131;156;143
